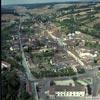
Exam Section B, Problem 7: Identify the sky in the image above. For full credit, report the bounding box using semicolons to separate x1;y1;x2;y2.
1;0;94;5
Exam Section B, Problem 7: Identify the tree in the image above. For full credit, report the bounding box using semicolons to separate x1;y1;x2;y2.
21;90;30;100
93;23;100;31
2;70;20;100
15;54;22;62
87;85;92;95
72;77;77;81
67;67;76;75
50;80;55;86
77;68;85;74
93;59;97;64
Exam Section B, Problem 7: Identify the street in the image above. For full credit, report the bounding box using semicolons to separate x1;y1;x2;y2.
18;16;38;100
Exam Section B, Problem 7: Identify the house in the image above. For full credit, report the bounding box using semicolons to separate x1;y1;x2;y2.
75;31;81;35
13;45;20;51
26;81;33;95
46;80;87;99
76;48;97;59
49;84;86;97
1;61;11;71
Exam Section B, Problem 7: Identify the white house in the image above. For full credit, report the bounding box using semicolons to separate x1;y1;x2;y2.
75;31;81;35
1;61;11;70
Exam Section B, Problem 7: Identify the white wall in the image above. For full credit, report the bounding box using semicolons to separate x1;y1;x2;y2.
55;91;85;97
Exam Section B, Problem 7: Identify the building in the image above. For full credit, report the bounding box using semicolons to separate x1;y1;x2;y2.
1;61;11;71
46;80;87;99
26;81;33;95
49;84;86;97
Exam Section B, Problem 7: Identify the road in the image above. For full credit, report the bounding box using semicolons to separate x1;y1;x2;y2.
35;65;100;81
51;96;100;100
18;16;38;100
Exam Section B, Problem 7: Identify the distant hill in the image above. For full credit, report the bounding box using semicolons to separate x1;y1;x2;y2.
1;8;15;14
1;1;99;14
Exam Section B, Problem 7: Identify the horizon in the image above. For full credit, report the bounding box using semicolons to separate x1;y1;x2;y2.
2;0;99;6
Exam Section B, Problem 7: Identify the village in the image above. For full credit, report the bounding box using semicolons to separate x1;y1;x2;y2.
1;2;100;100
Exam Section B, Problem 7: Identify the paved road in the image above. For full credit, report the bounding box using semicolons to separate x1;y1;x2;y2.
50;96;100;100
35;66;100;82
18;16;38;100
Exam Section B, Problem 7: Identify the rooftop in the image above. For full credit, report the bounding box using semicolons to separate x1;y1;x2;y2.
54;80;75;86
49;83;86;95
1;61;11;69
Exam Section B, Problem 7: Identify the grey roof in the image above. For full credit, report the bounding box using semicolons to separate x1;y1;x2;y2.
49;83;85;94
